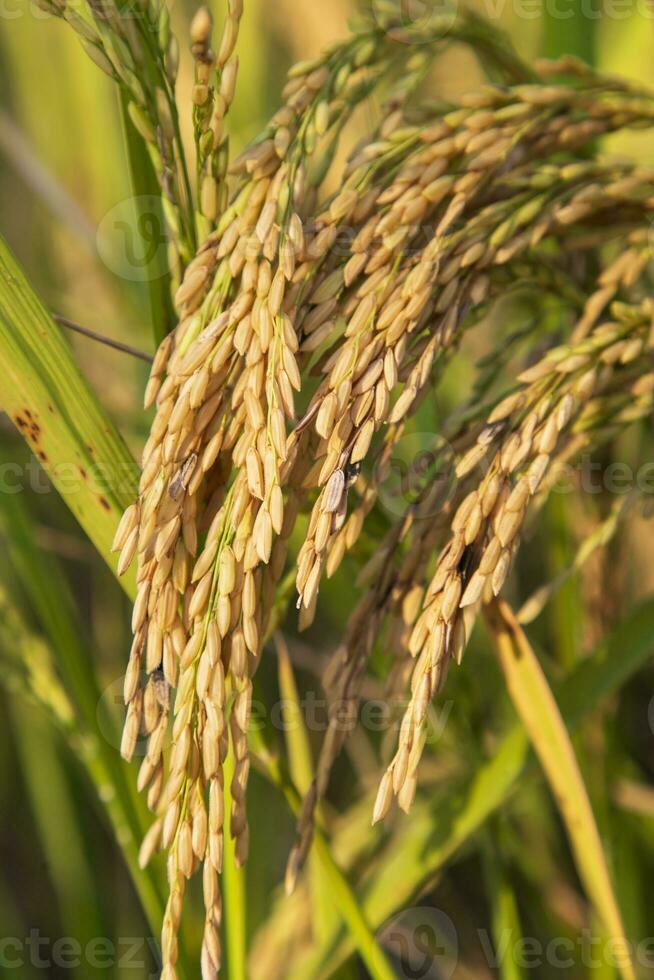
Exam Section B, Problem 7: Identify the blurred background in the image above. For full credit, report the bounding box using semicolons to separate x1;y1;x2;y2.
1;1;654;977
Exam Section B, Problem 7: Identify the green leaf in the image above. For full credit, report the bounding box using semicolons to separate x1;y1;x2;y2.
481;831;525;980
276;634;315;794
119;90;174;345
0;232;139;590
486;600;635;980
276;633;338;944
249;727;397;980
224;740;248;980
542;7;596;64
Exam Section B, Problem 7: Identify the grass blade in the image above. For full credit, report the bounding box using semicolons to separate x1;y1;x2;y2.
542;1;596;63
250;727;396;980
485;599;635;980
308;835;396;980
119;91;174;345
276;634;314;792
224;741;248;980
276;634;337;943
481;831;525;980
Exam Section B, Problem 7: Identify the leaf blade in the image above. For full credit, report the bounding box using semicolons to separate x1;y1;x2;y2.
0;232;139;589
486;599;635;980
275;633;338;944
119;91;174;345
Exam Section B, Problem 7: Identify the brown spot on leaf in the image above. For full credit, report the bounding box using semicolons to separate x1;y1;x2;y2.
14;410;42;444
99;496;111;511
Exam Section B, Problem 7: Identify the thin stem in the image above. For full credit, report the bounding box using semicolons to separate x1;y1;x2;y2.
223;742;248;980
53;314;153;362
